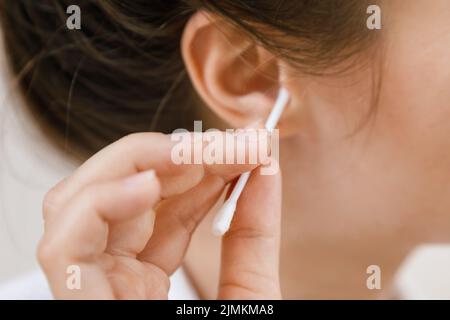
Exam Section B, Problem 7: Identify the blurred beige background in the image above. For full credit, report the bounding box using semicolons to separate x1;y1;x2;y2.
0;39;449;300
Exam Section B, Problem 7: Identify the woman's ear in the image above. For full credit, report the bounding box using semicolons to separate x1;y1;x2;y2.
181;11;287;128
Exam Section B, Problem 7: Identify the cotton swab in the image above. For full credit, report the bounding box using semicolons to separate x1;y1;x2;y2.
211;87;290;236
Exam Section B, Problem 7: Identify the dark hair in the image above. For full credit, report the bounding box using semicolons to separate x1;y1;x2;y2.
0;0;376;158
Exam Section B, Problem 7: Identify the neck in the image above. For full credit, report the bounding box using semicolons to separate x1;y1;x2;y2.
278;137;414;299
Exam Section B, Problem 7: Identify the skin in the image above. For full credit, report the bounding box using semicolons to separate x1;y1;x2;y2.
39;133;281;299
39;0;450;299
182;0;450;299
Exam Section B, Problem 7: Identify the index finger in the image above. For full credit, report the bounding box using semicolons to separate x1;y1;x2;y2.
45;131;266;217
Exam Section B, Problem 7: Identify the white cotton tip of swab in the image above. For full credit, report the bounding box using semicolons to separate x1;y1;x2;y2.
211;199;237;236
212;172;250;236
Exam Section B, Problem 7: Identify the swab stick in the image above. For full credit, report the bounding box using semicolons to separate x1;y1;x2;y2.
212;87;290;236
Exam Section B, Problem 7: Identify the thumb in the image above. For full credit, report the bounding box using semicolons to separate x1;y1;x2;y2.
218;167;282;299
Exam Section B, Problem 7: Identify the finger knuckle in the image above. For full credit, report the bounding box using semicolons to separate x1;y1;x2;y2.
76;187;97;208
174;212;200;236
143;264;171;299
220;271;280;299
224;226;272;241
42;180;66;219
37;237;60;268
219;281;262;299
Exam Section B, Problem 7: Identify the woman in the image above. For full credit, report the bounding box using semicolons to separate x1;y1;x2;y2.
1;0;449;299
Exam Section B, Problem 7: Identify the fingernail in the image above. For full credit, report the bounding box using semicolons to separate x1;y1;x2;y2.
123;170;156;188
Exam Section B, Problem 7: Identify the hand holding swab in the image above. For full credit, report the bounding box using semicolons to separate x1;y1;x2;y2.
212;88;290;236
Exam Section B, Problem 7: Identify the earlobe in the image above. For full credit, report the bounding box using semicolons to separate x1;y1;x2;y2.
181;11;283;128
